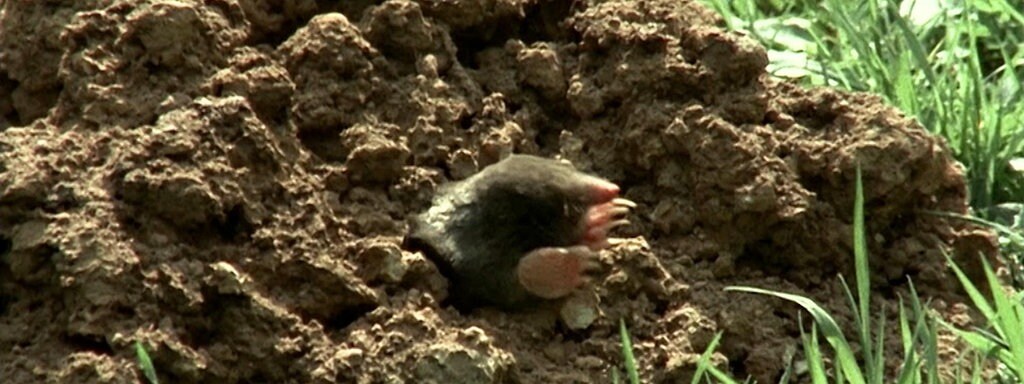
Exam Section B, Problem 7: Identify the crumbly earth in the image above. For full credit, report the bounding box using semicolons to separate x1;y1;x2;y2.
0;0;996;383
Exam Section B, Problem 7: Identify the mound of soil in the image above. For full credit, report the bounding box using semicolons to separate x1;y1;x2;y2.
0;0;996;382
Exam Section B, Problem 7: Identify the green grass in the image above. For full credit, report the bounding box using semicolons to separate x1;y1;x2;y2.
925;209;1024;289
617;166;1024;382
135;340;160;384
943;253;1024;382
724;166;901;382
701;0;1024;213
617;319;641;384
611;2;1024;381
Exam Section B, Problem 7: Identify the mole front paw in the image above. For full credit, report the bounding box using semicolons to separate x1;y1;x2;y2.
581;197;637;250
516;245;600;299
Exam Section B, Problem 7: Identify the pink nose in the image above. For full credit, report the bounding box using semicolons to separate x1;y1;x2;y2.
588;177;620;203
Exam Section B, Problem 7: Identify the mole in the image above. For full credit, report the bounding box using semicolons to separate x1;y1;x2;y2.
405;154;635;310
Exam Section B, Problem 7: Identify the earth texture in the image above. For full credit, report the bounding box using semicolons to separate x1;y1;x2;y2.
0;0;996;382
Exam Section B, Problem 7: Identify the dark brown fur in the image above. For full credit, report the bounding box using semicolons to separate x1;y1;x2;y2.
405;154;606;310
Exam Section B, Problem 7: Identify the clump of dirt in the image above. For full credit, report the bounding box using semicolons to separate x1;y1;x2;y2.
0;0;995;383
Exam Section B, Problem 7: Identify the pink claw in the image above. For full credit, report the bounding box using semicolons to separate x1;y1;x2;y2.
516;177;636;300
517;246;599;299
581;197;636;251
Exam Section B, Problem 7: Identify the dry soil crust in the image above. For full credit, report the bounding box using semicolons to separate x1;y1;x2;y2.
0;0;995;383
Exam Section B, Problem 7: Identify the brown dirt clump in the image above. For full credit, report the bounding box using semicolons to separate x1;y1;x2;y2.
0;0;995;383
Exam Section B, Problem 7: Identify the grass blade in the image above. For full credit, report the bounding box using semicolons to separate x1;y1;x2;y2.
799;318;828;384
982;256;1024;378
725;286;866;383
852;165;878;382
619;319;640;384
134;341;160;384
692;332;737;384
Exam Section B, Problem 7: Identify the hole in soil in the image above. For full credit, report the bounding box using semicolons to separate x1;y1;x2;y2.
795;172;826;199
63;333;114;356
217;204;254;242
534;125;562;151
452;33;489;71
0;73;19;128
736;243;782;272
188;288;244;348
557;325;591;342
297;127;347;162
0;236;11;257
326;302;377;330
331;0;382;22
652;298;670;317
787;106;840;131
0;236;12;316
520;0;575;44
401;235;471;312
727;351;750;379
0;236;10;316
458;111;475;130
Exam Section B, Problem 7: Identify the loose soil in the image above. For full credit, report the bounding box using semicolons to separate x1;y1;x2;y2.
0;0;997;383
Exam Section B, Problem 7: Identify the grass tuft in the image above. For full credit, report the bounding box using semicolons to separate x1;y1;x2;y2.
616;159;1023;383
942;252;1024;382
702;0;1024;212
708;164;973;383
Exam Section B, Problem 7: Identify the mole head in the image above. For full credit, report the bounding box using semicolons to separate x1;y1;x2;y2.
478;154;621;208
